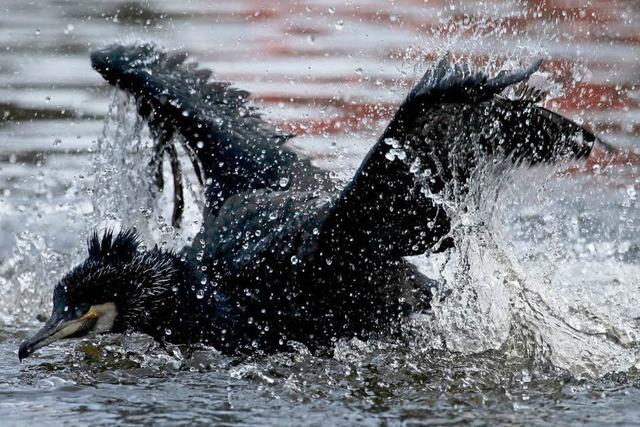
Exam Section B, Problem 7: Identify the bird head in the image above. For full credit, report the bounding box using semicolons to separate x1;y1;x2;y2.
18;229;178;360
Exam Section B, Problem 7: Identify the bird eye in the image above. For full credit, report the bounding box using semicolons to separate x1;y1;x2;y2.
75;304;90;318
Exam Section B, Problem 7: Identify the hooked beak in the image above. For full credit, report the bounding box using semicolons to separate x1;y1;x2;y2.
18;308;99;361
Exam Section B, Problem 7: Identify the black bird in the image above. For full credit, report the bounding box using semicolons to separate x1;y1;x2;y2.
19;44;598;360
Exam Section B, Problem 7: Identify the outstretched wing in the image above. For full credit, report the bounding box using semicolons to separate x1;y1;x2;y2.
91;43;327;226
320;56;597;259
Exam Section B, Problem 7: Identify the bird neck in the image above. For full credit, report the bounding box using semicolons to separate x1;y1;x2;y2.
118;249;230;344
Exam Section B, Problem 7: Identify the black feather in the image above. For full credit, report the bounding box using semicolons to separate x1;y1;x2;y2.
87;229;141;261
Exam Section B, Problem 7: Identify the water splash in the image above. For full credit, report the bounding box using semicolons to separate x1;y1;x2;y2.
419;161;640;378
88;89;203;249
0;232;69;324
0;90;204;324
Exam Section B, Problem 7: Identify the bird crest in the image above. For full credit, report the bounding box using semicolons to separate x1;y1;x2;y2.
87;229;141;261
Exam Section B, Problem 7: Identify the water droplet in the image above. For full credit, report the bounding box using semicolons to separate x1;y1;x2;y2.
269;211;278;220
328;7;336;14
196;289;205;299
312;227;319;235
182;110;190;117
35;29;41;36
383;137;399;147
196;141;204;149
279;177;290;187
290;255;299;265
385;148;407;161
623;185;637;207
334;20;344;30
63;24;74;35
409;158;421;174
325;257;333;265
626;185;637;200
164;328;172;336
355;67;363;75
53;138;61;146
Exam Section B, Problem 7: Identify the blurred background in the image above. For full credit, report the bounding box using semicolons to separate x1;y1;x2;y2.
0;1;639;425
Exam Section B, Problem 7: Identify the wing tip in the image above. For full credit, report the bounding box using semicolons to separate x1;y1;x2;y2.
409;54;543;103
91;42;161;83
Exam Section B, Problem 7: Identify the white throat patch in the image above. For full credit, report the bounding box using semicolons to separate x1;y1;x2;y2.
91;302;118;333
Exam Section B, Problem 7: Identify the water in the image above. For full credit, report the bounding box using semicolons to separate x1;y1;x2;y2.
1;0;640;425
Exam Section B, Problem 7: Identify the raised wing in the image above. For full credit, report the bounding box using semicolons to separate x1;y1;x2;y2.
320;56;597;259
91;43;327;226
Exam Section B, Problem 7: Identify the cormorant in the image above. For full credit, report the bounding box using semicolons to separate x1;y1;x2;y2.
19;44;598;360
